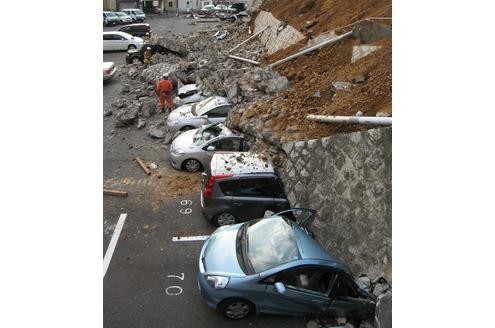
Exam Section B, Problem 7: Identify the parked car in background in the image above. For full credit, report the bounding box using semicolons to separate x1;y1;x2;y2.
229;2;247;12
173;84;205;106
103;11;119;26
121;8;146;22
103;62;117;82
115;12;133;24
200;152;290;226
214;4;228;11
103;31;143;51
201;4;216;12
119;23;152;38
166;96;232;135
198;209;377;320
170;123;248;173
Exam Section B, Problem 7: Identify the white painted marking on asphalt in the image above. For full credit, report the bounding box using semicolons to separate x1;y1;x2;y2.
103;213;127;278
172;235;210;242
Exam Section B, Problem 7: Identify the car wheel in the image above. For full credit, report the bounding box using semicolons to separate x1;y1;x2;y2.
183;159;201;172
213;213;237;226
219;298;254;320
128;44;137;50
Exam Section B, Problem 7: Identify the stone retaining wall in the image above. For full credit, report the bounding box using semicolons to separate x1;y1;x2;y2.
279;127;392;281
253;11;305;55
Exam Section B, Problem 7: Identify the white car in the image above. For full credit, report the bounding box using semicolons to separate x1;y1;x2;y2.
115;12;133;24
173;84;205;106
103;62;117;81
166;96;232;135
214;5;228;11
122;8;146;22
103;31;143;51
201;4;215;12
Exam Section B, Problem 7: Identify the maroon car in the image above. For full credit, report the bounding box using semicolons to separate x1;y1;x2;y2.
118;23;152;38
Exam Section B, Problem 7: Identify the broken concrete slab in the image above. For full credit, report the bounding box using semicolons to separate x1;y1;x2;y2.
114;103;140;127
137;118;146;129
351;45;382;63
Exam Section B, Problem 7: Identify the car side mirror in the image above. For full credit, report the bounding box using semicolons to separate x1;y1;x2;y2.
207;146;215;151
274;282;286;294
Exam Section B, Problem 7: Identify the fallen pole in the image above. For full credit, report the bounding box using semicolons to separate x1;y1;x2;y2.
268;31;353;68
135;157;151;175
307;114;392;126
229;26;270;53
103;189;128;197
228;55;259;65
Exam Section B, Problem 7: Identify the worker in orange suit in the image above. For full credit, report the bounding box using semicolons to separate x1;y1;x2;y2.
156;73;173;112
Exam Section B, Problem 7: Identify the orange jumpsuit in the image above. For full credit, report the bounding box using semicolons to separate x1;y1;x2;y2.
156;79;173;110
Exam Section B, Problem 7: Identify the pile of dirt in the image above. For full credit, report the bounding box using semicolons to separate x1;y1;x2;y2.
260;0;392;37
153;168;202;199
226;0;392;143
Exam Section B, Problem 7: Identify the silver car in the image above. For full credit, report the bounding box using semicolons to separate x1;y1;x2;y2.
170;123;248;172
173;84;205;106
166;96;232;135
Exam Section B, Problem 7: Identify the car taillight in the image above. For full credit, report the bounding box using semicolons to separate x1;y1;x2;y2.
203;174;233;198
106;68;113;74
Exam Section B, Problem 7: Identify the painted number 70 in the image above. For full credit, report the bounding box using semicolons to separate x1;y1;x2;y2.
165;273;184;296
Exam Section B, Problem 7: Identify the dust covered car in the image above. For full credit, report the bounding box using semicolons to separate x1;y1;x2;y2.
170;123;248;172
166;96;232;135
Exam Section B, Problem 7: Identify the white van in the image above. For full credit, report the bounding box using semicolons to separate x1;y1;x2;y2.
121;8;146;22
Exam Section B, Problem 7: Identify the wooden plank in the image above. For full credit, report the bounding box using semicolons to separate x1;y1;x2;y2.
135;157;151;175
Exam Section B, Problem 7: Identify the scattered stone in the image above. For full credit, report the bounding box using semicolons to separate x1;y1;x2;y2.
149;162;158;170
305;20;317;29
121;84;130;93
336;317;347;325
127;67;139;79
355;275;372;292
148;126;166;139
350;73;367;84
355;111;363;116
137;118;146;129
286;126;300;133
128;143;133;149
332;81;353;90
373;280;390;296
313;90;321;98
103;108;113;116
376;112;391;117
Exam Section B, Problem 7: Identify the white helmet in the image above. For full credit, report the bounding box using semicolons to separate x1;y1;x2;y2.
163;73;169;78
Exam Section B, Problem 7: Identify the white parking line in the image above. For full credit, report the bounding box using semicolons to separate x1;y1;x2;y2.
172;235;210;242
103;213;127;278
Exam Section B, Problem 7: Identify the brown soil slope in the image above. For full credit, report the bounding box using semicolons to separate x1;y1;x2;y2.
238;0;392;141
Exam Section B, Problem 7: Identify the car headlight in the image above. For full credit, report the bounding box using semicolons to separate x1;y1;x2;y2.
168;119;179;125
206;275;229;289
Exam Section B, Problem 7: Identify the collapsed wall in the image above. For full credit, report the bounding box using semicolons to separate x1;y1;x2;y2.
279;127;392;282
253;11;305;55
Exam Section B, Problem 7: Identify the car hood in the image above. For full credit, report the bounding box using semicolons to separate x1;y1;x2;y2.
169;104;195;120
171;129;196;149
202;224;245;276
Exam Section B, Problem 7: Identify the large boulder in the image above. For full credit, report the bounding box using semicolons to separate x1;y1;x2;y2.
114;103;140;127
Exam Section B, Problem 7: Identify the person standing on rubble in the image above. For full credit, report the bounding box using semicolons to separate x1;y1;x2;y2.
156;73;173;113
143;47;152;68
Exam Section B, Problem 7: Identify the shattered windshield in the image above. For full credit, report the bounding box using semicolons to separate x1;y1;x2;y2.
243;217;301;274
193;123;226;145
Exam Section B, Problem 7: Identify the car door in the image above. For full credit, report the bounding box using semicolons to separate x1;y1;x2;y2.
262;265;334;316
231;176;275;221
201;136;243;167
204;105;232;124
326;274;376;319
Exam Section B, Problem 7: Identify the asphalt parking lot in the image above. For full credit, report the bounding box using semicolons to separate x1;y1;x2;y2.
103;16;306;328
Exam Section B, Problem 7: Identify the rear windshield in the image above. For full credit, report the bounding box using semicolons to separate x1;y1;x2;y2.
193;123;227;145
135;9;144;14
107;12;117;16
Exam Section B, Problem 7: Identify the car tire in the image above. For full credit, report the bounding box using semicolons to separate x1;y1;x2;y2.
219;298;254;320
128;44;137;50
182;159;202;173
213;213;237;226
